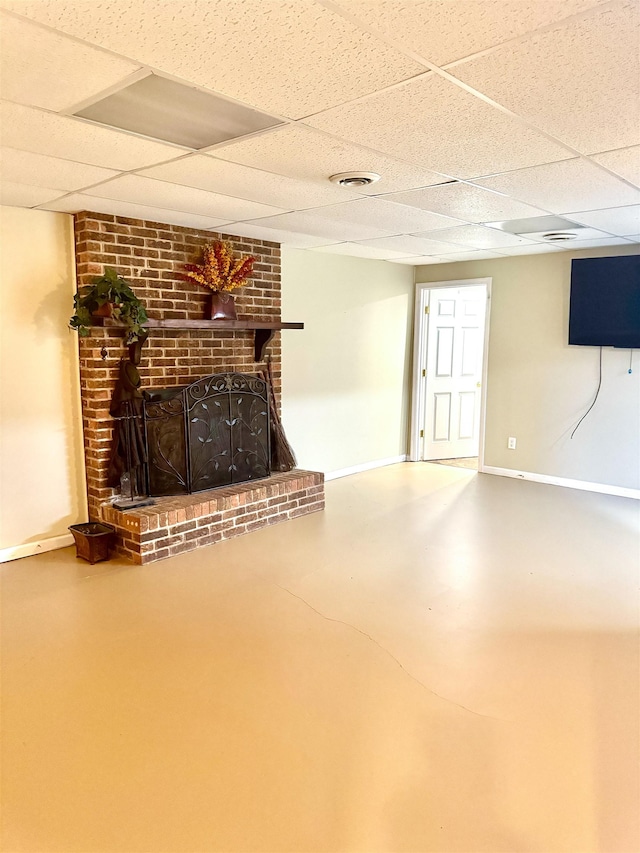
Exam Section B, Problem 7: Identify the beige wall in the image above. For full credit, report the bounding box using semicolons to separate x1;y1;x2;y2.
281;249;414;475
2;208;634;561
417;246;640;491
0;207;87;558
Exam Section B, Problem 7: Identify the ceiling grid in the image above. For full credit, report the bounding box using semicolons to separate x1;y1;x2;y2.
0;0;637;263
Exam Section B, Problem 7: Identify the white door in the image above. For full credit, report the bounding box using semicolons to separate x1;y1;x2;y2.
422;285;487;460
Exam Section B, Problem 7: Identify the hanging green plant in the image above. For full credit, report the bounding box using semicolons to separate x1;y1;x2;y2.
70;267;148;344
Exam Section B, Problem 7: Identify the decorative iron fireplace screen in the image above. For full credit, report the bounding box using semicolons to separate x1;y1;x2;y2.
143;373;270;496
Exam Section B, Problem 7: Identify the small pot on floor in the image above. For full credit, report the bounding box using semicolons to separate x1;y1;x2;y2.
69;522;115;564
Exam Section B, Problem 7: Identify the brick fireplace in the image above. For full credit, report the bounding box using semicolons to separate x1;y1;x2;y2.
74;211;324;563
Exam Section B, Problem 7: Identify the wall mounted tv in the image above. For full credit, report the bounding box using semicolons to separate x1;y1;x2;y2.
569;255;640;348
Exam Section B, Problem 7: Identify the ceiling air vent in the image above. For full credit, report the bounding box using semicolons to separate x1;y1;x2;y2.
329;172;381;188
541;232;579;242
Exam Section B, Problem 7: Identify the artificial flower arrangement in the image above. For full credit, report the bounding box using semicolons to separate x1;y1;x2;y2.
181;240;256;293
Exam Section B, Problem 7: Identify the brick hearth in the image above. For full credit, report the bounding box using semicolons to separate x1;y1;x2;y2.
102;471;325;564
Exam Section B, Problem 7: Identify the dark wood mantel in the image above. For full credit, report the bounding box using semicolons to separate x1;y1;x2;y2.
144;319;304;361
91;317;304;361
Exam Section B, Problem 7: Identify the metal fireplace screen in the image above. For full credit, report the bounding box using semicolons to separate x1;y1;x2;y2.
143;372;270;496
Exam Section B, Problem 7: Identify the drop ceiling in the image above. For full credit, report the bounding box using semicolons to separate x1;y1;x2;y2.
0;0;638;265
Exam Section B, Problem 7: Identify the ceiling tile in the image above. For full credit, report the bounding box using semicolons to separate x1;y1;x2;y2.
386;182;547;223
0;180;65;207
391;256;445;266
311;242;409;260
3;0;423;119
562;236;631;248
436;250;505;261
386;208;468;233
139;154;357;210
212;124;449;194
420;224;537;249
493;243;565;255
305;73;571;179
40;193;230;230
451;3;640;154
0;101;187;171
562;206;640;236
309;197;469;234
239;211;393;242
440;249;504;263
1;147;118;191
475;160;640;214
357;235;472;257
215;222;334;248
82;174;287;220
590;146;640;187
0;11;140;111
330;0;603;66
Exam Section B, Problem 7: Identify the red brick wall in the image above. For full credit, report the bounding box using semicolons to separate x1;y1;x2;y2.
74;212;282;519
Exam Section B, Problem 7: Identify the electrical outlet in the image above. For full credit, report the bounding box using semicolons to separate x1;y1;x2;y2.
508;437;517;450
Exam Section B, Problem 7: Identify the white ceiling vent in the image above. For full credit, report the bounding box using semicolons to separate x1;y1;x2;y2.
329;171;381;188
74;74;283;150
541;231;579;242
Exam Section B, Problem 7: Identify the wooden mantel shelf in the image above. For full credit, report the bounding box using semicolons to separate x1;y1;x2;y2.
145;319;303;361
91;317;303;360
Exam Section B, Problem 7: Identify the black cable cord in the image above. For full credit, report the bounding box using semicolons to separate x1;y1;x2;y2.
571;346;603;439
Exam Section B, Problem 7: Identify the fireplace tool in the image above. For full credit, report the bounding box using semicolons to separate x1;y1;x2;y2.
108;334;154;510
262;358;296;472
112;398;154;510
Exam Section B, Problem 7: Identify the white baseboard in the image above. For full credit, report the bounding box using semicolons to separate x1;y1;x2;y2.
0;533;75;564
483;466;640;500
325;455;408;481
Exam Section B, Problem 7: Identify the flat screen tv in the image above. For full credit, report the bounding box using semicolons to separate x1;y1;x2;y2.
569;255;640;348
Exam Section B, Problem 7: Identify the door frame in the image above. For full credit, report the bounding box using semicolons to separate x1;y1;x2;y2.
409;277;492;469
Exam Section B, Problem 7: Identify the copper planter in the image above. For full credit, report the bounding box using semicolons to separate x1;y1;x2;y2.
69;522;115;564
208;292;237;320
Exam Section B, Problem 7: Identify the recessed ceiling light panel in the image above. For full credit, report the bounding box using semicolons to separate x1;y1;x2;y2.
74;74;283;150
486;214;582;234
329;171;381;188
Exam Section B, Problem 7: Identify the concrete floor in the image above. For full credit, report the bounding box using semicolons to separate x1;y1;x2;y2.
1;463;638;853
429;457;479;470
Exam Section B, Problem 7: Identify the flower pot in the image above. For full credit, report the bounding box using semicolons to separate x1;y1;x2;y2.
208;292;237;320
69;522;115;564
91;302;114;319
